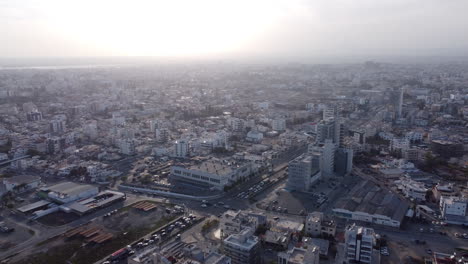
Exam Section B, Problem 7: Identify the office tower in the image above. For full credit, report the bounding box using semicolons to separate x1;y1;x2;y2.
321;140;336;178
398;87;404;118
334;148;353;176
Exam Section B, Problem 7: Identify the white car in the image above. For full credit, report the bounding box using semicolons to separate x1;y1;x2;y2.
201;204;207;208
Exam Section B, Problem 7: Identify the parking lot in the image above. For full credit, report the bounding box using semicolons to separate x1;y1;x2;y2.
0;219;34;252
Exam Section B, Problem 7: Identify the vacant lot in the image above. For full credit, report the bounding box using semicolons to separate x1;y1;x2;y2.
36;211;80;226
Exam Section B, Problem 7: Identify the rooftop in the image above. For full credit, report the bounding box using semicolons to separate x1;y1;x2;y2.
334;180;409;223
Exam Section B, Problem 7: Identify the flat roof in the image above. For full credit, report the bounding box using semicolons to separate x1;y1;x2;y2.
66;190;125;214
42;182;97;197
334;180;409;223
190;161;233;176
4;175;40;184
17;200;51;213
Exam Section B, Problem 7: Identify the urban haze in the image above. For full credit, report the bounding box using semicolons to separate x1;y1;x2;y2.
0;1;468;264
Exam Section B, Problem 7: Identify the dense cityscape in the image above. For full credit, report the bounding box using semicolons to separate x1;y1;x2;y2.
0;61;467;264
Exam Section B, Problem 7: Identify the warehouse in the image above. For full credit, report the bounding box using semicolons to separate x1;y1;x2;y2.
333;180;409;228
39;182;99;204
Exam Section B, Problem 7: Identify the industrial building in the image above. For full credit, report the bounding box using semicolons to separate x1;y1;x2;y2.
333;180;409;227
39;181;99;204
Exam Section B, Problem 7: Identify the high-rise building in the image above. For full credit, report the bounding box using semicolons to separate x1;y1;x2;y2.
398;87;404;118
287;154;321;192
49;119;66;134
334;148;353;176
120;139;136;155
316;118;345;147
174;140;189;158
323;104;337;121
344;224;377;264
155;128;170;143
26;111;43;122
321;140;336;178
223;228;260;264
83;120;98;140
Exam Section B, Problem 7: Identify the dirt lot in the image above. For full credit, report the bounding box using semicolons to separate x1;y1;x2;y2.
97;200;175;232
36;211;80;226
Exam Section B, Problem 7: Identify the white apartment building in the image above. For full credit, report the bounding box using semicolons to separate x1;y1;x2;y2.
223;228;260;264
344;225;376;264
120;139;136;155
405;131;423;142
440;196;468;225
305;212;336;237
220;210;259;238
155;128;170;143
271;118;286;132
277;246;320;264
322;105;336;120
390;138;410;151
174;140;189;158
396;178;428;201
49;119;66;134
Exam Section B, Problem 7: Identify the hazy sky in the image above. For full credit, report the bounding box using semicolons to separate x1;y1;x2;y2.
1;0;468;59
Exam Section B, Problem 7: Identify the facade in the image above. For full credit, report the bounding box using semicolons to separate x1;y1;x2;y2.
171;160;253;190
286;154;320;192
271;119;286;132
440;196;468;225
333;181;408;228
2;175;41;193
49;119;67;134
174;140;189;158
396;178;428;201
344;224;376;264
321;140;336;177
334;147;353;176
246;131;263;143
430;140;464;158
223;228;260;264
220;210;257;238
26;111;43;122
390;138;410;152
305;212;336;237
155;128;170;143
120;139;136;155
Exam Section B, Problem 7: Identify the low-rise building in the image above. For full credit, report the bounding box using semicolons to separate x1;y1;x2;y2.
395;178;428;201
277;245;320;264
223;228;260;264
305;212;336;237
440;196;468;225
1;175;40;193
39;182;99;204
171;159;254;190
344;224;377;264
